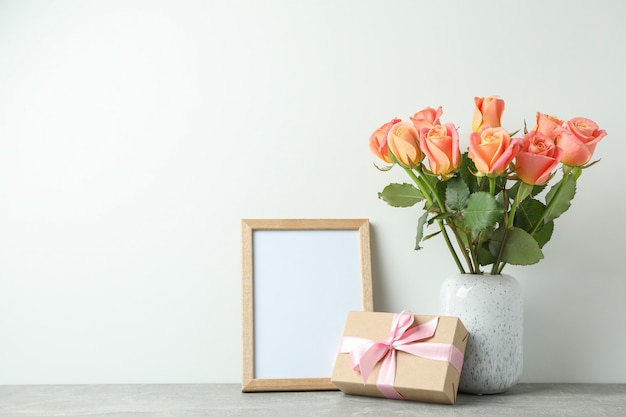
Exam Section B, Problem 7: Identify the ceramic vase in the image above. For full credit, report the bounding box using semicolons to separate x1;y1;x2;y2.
439;273;523;394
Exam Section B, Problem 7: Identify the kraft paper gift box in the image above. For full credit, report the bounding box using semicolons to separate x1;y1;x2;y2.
331;310;468;405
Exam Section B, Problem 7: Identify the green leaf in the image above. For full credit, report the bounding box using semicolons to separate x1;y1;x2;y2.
544;175;577;222
463;192;504;230
445;176;470;211
478;242;497;266
489;227;544;265
423;230;442;241
533;220;554;248
459;152;480;193
514;198;546;233
414;211;429;250
378;183;424;207
493;175;507;197
513;198;554;248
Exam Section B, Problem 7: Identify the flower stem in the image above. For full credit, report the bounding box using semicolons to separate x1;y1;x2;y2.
488;176;496;196
508;182;533;228
489;181;532;274
403;166;467;274
530;166;573;236
415;166;475;273
491;227;510;275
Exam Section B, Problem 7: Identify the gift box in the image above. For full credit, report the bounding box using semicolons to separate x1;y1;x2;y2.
331;310;468;404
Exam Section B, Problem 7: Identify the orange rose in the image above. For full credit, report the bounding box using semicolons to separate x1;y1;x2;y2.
472;96;505;132
419;123;460;179
410;106;443;131
468;127;522;175
535;113;563;140
369;118;401;163
515;131;563;185
556;117;607;166
387;121;422;168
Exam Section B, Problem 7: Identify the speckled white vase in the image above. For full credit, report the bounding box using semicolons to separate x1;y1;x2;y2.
439;273;523;394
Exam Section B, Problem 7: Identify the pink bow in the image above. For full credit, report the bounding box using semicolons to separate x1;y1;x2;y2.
339;310;464;400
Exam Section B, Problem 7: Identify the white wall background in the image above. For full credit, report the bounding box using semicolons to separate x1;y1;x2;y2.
0;0;624;384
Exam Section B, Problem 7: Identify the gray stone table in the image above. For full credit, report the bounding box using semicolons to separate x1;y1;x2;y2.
1;383;625;417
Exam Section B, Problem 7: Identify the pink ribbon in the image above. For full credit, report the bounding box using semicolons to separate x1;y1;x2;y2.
339;310;464;400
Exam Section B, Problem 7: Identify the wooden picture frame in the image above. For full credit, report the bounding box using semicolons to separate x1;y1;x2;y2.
241;218;373;392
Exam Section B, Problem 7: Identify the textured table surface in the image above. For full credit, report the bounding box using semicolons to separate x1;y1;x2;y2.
1;383;625;417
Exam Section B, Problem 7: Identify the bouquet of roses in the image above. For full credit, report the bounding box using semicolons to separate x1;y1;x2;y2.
370;96;607;275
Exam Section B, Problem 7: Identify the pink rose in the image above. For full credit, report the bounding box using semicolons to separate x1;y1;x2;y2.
386;121;422;168
556;117;607;166
419;123;460;179
515;131;563;185
410;106;443;131
369;118;401;163
472;96;505;132
468;127;522;175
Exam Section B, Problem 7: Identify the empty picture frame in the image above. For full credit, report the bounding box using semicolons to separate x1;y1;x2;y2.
241;218;373;392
